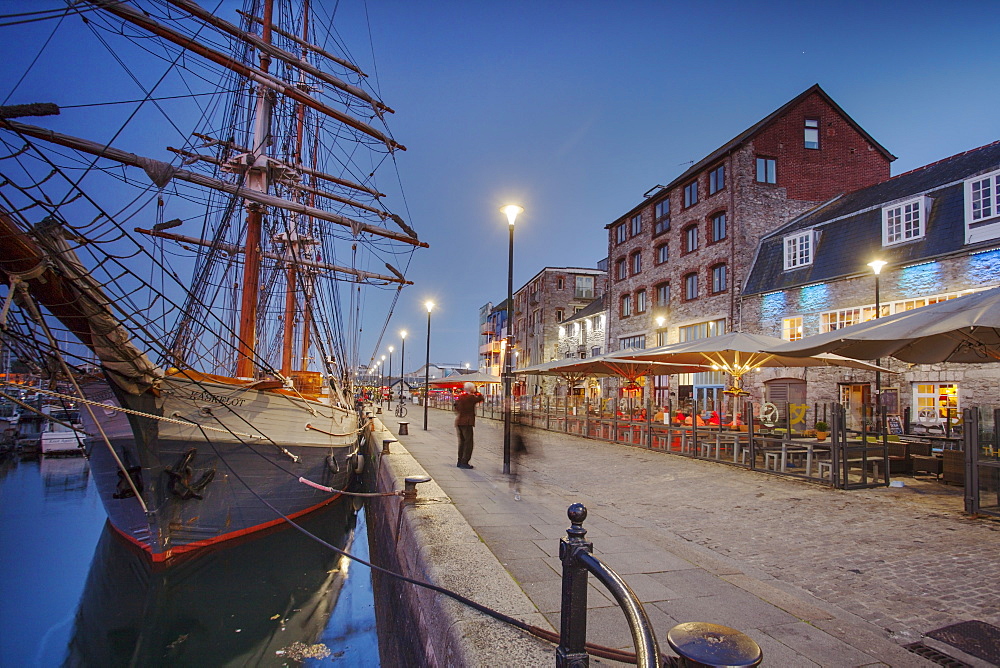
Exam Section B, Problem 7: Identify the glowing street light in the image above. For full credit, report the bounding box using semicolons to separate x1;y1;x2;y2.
500;204;522;475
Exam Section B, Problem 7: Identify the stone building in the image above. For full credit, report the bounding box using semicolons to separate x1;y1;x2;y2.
510;266;604;393
605;84;894;409
741;140;1000;428
554;295;607;360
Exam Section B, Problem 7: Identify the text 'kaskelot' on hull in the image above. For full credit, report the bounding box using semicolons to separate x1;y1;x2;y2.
0;0;424;561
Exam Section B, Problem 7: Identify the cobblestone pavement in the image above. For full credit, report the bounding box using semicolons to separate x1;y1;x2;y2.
391;407;1000;666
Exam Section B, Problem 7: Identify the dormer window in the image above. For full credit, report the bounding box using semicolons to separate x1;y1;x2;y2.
882;197;928;246
966;168;1000;244
783;231;813;270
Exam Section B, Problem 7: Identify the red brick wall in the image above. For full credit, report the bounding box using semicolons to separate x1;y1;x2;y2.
751;91;891;201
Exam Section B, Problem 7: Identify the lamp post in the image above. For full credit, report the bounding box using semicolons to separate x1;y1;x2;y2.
423;301;434;431
868;260;887;411
387;346;394;407
399;330;407;403
500;204;522;475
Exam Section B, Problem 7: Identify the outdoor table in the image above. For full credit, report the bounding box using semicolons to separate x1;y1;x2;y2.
787;439;833;477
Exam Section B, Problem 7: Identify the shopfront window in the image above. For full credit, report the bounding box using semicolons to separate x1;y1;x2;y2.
913;382;959;425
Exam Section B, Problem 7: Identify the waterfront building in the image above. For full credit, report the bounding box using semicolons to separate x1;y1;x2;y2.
510;266;605;394
741;140;1000;428
478;300;508;377
604;84;894;410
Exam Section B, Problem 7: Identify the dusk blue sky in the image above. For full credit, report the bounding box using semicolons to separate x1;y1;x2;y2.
3;1;999;374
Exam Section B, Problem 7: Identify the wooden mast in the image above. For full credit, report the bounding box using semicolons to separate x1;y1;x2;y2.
235;0;274;379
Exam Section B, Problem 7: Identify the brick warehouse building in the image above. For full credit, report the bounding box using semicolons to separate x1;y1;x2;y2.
510;266;605;394
741;141;1000;429
605;84;894;408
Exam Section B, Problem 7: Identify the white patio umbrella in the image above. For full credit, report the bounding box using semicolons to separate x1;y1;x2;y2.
516;350;707;386
766;287;1000;364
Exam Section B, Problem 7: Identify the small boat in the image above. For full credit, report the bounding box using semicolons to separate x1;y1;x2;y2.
0;0;422;560
39;408;85;455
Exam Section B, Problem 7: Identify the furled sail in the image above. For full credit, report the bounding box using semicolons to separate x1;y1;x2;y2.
0;209;163;394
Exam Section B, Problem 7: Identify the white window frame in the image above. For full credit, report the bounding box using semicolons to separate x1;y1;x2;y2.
781;316;803;341
882;196;928;246
783;231;813;270
965;168;1000;244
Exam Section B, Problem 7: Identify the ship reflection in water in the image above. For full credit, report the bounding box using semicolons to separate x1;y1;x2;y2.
64;499;379;666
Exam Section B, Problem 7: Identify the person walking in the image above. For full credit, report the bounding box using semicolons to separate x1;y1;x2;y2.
454;382;484;469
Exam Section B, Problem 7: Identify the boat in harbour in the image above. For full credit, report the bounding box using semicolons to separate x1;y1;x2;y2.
0;0;422;560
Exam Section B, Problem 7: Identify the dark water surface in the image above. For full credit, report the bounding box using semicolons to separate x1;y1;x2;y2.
0;453;379;666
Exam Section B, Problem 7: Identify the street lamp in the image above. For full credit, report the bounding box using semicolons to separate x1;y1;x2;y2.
500;204;522;475
423;301;434;430
387;346;394;407
868;260;887;411
399;330;407;403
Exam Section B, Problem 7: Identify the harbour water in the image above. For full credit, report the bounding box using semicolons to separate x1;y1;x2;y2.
0;452;379;666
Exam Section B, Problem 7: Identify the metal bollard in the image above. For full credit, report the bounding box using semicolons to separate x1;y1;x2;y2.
398;421;409;435
382;438;396;455
666;622;762;667
556;503;593;667
403;475;431;501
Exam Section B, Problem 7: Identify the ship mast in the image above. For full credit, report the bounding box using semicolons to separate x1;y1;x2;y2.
235;0;274;379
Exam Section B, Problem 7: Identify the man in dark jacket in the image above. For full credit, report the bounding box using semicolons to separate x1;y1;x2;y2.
454;382;484;469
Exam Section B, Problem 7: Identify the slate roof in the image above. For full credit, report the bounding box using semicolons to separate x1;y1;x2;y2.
742;141;1000;296
607;84;896;227
561;294;606;324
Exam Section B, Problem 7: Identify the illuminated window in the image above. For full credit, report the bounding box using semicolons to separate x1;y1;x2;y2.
913;382;959;424
782;317;803;341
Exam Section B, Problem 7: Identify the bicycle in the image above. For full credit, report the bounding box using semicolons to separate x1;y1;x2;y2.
394;402;407;418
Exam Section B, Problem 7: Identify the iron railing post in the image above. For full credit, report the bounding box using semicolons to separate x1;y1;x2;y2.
557;503;593;667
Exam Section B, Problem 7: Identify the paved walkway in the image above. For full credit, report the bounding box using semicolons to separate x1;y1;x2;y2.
386;406;1000;667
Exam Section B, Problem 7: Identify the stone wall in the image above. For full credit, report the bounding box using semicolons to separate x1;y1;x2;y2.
363;418;552;666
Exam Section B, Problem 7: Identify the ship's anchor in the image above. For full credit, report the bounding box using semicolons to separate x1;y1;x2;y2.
165;449;216;500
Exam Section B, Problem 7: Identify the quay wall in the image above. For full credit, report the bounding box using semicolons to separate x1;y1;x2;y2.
362;418;552;666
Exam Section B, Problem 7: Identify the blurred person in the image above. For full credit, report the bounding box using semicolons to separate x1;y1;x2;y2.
454;382;484;469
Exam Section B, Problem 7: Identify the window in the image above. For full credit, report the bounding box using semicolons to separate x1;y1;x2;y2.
556;277;565;290
654;199;670;236
683;181;698;207
965;169;1000;243
709;164;725;194
783;231;813;269
620;294;632;317
656;282;670;306
684;225;699;253
630;214;642;237
804;118;819;149
711;212;727;242
619;335;646;350
913;382;959;424
636;289;647;313
883;197;927;246
565;322;576;337
591;346;602;357
630;251;642;275
615;223;627;244
616;258;627;280
555;309;564;322
684;272;699;300
756;157;777;184
656;244;669;264
679;318;725;342
575;275;594;299
781;316;803;341
820;307;866;333
591;315;602;330
710;264;727;293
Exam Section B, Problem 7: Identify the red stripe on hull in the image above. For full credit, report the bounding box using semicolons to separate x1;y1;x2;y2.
110;491;344;562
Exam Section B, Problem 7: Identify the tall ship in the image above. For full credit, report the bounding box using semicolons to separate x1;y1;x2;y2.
0;0;422;560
